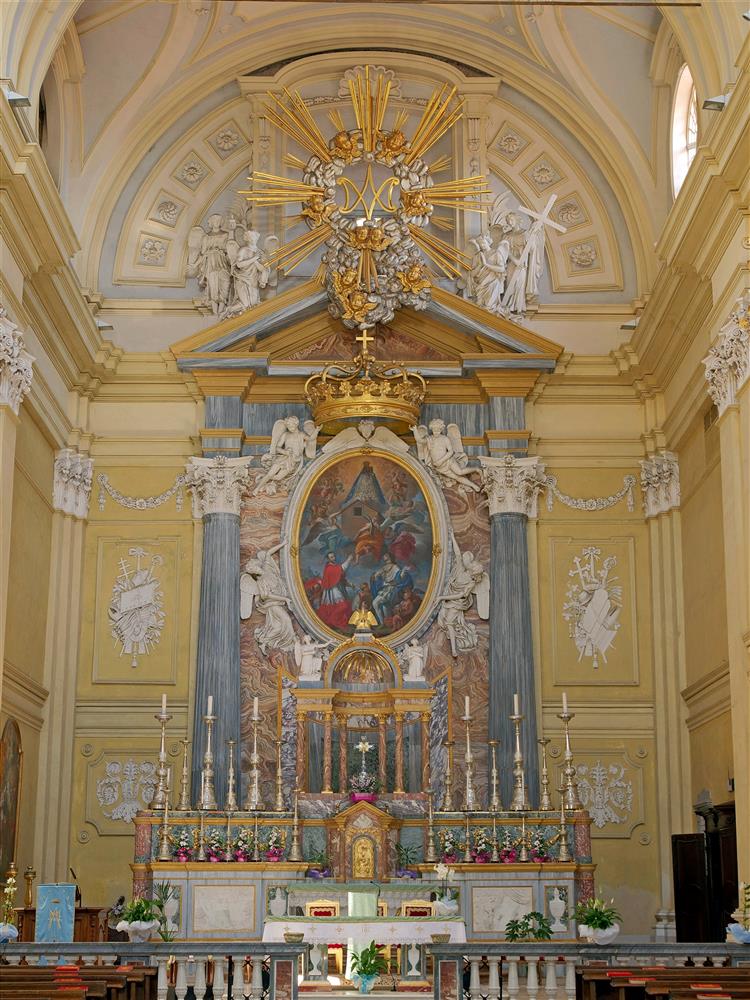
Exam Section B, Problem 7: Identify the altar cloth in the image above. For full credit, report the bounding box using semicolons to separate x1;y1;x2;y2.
262;916;466;944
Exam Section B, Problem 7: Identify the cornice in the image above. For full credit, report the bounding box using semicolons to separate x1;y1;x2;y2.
681;662;731;732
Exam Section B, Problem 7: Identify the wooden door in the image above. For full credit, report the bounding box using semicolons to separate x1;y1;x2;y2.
672;833;711;941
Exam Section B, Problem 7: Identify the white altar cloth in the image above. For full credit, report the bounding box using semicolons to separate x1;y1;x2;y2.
262;916;466;944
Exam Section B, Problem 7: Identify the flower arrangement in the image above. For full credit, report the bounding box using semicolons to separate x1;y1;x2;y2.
438;828;463;863
115;896;161;942
575;897;621;944
232;828;254;862
727;882;750;944
530;829;552;863
264;826;286;861
350;940;389;994
173;828;192;862
471;828;493;864
205;829;226;863
349;770;378;795
0;873;18;943
433;863;456;898
499;829;517;864
505;911;553;942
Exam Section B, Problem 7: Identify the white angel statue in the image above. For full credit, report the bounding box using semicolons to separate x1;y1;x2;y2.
470;230;512;315
294;634;331;681
412;418;480;493
402;639;426;682
230;230;269;311
240;543;296;654
437;535;489;657
253;415;320;497
186;213;232;316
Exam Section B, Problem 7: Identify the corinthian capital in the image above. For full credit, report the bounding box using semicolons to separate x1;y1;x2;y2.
0;306;34;415
53;449;94;519
479;454;547;518
640;451;680;519
703;292;750;416
185;455;253;518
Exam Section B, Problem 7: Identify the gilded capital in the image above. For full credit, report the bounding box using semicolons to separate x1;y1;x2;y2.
640;451;680;518
479;454;547;518
53;448;94;519
0;306;34;416
703;292;750;416
185;454;253;518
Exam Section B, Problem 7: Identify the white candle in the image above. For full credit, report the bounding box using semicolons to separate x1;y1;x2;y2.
253;696;259;718
464;696;470;718
562;691;568;715
513;692;519;715
207;694;213;716
161;693;167;715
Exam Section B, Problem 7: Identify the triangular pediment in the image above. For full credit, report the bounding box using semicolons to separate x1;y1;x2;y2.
331;799;399;830
170;279;562;401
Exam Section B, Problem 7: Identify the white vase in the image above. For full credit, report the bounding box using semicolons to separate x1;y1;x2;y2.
578;922;620;945
0;922;18;944
116;918;160;942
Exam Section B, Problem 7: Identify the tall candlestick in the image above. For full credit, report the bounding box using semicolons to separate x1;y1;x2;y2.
488;739;501;812
462;712;476;811
463;811;472;863
252;810;261;862
197;809;206;861
425;789;437;863
440;740;455;812
557;706;582;812
149;700;173;810
198;705;218;811
226;739;239;812
509;708;529;811
244;711;263;811
157;767;172;861
288;784;302;861
518;814;529;863
491;811;499;863
538;737;553;811
557;792;571;862
274;739;285;812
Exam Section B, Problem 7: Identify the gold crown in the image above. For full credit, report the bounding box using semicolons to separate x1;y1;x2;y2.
304;347;426;433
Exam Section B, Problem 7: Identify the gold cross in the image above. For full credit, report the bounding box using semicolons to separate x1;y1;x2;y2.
356;329;375;355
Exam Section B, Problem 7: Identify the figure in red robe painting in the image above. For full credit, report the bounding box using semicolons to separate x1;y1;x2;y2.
318;552;353;629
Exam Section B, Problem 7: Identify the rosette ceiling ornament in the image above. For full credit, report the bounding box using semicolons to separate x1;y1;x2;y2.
242;67;490;330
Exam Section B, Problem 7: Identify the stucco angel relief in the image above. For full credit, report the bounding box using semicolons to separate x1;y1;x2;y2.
240;542;296;654
412;418;480;493
253;416;320;497
437;535;489;656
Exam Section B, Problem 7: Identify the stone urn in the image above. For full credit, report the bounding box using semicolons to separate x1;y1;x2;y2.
269;888;287;918
116;919;160;943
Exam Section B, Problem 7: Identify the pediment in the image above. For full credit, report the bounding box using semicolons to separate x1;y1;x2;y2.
331;799;399;830
170;279;562;401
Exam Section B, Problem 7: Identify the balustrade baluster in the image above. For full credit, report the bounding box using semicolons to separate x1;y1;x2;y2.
175;957;188;1000
487;957;501;1000
507;955;521;1000
527;955;540;998
250;956;264;1000
213;954;227;1000
230;955;248;999
156;955;169;1000
564;957;576;1000
469;957;482;998
544;955;558;996
194;955;207;999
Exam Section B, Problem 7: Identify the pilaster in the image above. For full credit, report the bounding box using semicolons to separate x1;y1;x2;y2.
0;305;33;708
641;449;688;938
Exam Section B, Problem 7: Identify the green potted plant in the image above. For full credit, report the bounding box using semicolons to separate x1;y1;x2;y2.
395;842;419;878
575;897;621;944
505;911;553;942
350;940;389;994
307;849;332;879
151;882;179;941
115;897;160;942
0;871;18;943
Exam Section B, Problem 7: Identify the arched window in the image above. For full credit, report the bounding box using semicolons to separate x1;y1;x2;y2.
671;64;698;195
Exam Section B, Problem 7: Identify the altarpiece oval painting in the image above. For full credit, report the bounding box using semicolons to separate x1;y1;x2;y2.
292;451;438;642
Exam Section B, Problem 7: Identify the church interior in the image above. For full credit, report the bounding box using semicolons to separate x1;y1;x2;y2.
1;1;749;997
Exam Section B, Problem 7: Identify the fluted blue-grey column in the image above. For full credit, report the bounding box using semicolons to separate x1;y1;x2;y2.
479;455;546;808
186;456;252;807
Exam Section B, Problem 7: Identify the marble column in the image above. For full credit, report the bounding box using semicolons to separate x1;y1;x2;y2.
186;455;252;807
420;711;431;791
337;714;348;792
394;712;405;793
322;712;333;793
296;711;307;791
34;448;92;882
378;715;388;792
479;454;546;807
0;306;33;708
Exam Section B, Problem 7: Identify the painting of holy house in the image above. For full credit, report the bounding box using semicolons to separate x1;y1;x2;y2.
295;453;436;639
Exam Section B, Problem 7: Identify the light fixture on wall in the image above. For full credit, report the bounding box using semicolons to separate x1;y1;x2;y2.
702;94;728;111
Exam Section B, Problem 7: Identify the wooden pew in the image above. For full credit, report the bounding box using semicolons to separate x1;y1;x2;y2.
581;966;750;1000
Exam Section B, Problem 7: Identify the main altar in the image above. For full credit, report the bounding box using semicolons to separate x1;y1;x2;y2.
129;67;596;989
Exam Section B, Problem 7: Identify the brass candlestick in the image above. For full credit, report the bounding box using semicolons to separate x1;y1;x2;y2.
226;740;239;813
274;739;285;812
197;809;206;861
538;737;553;811
23;866;36;908
557;792;571;862
199;710;218;811
463;811;472;863
252;810;261;862
425;789;437;863
509;713;529;811
288;786;302;862
244;713;263;811
157;768;172;861
490;812;499;863
488;739;501;812
150;706;173;810
462;714;477;811
557;710;582;811
440;740;455;811
225;809;234;858
518;815;529;862
177;739;191;811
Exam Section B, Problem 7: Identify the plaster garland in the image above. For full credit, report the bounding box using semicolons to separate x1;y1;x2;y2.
0;305;34;415
640;451;680;518
544;474;636;513
97;472;186;512
479;454;547;518
703;292;750;416
53;449;94;519
185;454;253;518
